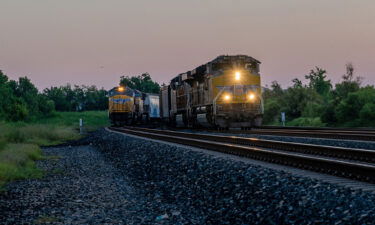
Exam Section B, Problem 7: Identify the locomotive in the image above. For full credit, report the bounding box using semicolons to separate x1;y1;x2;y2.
161;55;263;128
109;55;263;128
108;86;160;126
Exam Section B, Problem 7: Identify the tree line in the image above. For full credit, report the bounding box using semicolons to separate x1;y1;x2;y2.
263;64;375;127
119;72;160;94
0;70;159;122
0;70;108;121
1;67;374;127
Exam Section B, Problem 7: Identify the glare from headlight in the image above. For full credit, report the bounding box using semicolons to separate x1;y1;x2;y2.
235;71;241;81
248;93;255;100
224;94;231;101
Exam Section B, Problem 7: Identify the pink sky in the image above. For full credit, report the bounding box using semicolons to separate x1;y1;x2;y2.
1;0;374;90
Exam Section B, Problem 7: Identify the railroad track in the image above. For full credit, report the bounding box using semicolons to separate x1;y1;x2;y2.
257;125;375;132
166;125;375;141
109;126;375;184
223;128;375;141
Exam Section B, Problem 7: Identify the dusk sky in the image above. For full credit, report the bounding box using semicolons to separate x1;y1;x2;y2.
1;0;374;90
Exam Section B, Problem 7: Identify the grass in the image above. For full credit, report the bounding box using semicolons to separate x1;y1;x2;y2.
0;143;43;191
34;111;109;132
0;111;109;146
0;110;109;190
1;124;80;146
264;117;327;127
287;117;326;127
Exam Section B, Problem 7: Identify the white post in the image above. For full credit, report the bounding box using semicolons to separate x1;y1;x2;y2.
281;112;286;127
79;118;83;134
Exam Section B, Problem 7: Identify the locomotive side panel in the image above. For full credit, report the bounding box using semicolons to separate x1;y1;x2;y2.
160;86;170;120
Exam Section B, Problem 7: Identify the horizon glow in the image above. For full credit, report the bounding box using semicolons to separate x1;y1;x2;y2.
1;0;374;90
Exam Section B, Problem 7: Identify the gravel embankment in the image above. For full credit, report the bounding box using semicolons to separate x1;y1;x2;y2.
91;130;375;224
1;129;375;224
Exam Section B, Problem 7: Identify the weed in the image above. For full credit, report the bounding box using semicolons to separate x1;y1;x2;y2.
34;215;59;224
51;168;65;175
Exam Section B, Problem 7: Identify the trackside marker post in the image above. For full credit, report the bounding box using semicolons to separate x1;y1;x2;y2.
281;112;286;127
80;118;83;134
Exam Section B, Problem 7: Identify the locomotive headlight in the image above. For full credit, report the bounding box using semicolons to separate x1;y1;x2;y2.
224;94;231;101
235;71;241;81
248;93;256;101
118;86;124;92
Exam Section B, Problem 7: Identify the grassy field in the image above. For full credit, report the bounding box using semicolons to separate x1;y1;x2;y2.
0;111;109;190
35;111;109;132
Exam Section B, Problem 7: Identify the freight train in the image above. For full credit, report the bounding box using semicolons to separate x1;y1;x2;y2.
109;55;263;128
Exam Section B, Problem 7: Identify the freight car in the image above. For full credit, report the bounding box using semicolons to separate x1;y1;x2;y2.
142;93;160;122
160;55;263;128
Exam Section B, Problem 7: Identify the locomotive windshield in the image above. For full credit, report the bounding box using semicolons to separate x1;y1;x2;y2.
212;62;233;71
211;61;259;74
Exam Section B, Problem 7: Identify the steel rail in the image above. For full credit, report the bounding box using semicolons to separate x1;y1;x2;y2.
167;126;375;141
228;129;375;141
109;127;375;183
253;129;375;134
256;125;375;132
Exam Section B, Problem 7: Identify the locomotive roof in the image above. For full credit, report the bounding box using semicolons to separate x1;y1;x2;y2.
108;86;135;97
210;55;261;64
170;55;260;82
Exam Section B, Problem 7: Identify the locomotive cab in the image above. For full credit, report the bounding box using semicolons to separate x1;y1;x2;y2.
108;86;135;126
211;63;263;128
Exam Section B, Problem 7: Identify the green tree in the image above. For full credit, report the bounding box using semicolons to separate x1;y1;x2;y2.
321;63;362;125
43;86;71;111
263;98;282;124
359;103;375;126
120;73;160;94
0;72;47;121
262;81;284;124
43;84;108;111
14;77;40;116
282;82;323;119
0;71;11;119
333;63;361;102
305;67;332;96
335;86;375;126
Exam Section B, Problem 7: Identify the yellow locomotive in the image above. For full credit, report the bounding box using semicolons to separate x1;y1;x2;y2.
160;55;263;128
109;86;160;126
108;86;135;126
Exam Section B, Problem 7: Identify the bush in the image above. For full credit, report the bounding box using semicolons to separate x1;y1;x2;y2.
288;117;326;127
38;97;55;116
263;99;282;124
302;101;324;118
335;86;375;126
9;102;29;121
0;139;6;150
359;103;375;126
